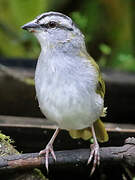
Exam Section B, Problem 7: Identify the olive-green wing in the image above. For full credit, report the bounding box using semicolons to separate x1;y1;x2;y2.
79;51;105;98
88;55;105;98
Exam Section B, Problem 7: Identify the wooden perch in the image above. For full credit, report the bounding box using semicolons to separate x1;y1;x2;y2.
0;137;135;174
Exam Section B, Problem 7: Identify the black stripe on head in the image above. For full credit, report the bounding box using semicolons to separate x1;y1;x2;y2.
37;12;70;22
40;22;73;31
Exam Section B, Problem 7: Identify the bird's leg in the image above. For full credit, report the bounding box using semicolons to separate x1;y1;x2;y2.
87;125;100;175
39;128;60;172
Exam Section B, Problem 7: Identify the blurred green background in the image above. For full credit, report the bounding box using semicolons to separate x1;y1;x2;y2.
0;0;135;72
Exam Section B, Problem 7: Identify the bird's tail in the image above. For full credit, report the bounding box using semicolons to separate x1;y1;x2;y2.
69;119;108;142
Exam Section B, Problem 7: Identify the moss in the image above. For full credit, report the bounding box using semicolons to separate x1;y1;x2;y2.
0;132;19;156
0;132;13;144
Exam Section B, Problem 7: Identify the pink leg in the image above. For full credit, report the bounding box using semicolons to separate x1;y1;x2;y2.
87;125;100;175
39;128;60;172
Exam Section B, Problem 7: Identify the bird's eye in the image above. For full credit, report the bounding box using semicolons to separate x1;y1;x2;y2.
48;21;57;28
40;21;57;29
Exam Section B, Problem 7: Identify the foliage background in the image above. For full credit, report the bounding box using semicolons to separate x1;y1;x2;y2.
0;0;135;72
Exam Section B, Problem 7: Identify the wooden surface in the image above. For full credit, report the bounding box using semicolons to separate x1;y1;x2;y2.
1;115;135;132
0;139;135;173
0;115;135;153
0;134;135;179
0;114;135;179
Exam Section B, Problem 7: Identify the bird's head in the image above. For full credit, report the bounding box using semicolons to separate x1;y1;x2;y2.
22;12;85;51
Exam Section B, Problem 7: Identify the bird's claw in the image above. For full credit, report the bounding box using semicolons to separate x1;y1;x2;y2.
39;144;56;172
87;143;100;176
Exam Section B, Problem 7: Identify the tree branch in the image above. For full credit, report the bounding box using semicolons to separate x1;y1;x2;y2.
0;137;135;174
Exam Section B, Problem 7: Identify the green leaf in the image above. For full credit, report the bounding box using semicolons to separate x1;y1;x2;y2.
99;43;111;55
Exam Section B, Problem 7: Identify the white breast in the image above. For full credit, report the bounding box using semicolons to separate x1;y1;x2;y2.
35;50;103;130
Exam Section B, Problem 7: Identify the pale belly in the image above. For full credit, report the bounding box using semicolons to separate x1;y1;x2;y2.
36;81;103;130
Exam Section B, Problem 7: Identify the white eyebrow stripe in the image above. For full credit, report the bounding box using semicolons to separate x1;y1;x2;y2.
37;12;70;22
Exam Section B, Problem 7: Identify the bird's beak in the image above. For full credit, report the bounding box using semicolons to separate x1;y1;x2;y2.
21;21;40;31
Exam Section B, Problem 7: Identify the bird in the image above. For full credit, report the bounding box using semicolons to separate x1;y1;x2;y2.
22;11;108;175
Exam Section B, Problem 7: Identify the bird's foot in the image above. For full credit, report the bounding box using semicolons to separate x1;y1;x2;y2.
39;144;56;172
87;142;100;176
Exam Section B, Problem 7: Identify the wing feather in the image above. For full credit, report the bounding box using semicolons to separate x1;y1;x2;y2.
69;52;108;142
